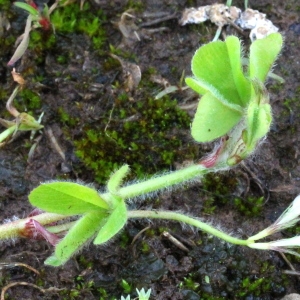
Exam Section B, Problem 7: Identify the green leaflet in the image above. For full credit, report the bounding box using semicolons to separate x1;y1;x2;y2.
191;92;242;143
14;2;39;17
45;211;108;266
245;79;271;148
225;36;251;106
189;36;250;107
249;33;283;83
107;165;130;196
186;33;283;143
187;36;249;142
94;195;127;244
29;182;109;215
246;102;272;148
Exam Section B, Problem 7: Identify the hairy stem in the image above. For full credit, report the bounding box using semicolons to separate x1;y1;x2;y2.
128;210;253;246
116;164;208;200
0;213;67;239
46;221;78;233
0;164;214;240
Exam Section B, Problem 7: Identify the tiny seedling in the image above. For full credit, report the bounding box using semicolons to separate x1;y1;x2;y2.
1;33;299;271
0;85;43;146
121;288;151;300
8;1;59;66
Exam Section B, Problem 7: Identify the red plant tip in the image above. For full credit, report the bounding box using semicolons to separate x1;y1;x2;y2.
21;219;59;246
199;136;227;168
28;0;38;10
39;17;51;30
28;208;45;217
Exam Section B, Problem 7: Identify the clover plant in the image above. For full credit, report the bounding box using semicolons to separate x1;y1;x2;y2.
1;33;299;269
186;33;282;164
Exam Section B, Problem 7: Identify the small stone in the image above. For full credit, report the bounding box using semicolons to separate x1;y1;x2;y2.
281;294;300;300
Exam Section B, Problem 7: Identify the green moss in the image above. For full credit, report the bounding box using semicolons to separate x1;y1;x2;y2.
78;255;93;269
269;82;284;93
201;174;264;217
15;88;42;113
183;232;288;299
234;257;286;297
0;0;10;10
27;30;56;64
30;30;56;48
0;87;8;100
51;2;107;49
144;228;156;238
97;287;117;300
120;279;132;294
56;54;68;64
140;240;151;253
0;34;15;48
234;196;264;217
57;107;79;126
35;276;45;287
202;173;237;204
285;4;292;10
119;230;130;248
73;93;196;183
0;21;17;62
180;275;200;291
202;197;216;215
125;0;145;12
238;277;265;297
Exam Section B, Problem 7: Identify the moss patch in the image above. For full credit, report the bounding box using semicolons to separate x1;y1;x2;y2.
74;93;196;183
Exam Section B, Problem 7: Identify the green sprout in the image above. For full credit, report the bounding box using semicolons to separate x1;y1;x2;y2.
8;1;58;65
13;1;56;30
0;33;298;270
121;288;151;300
120;279;132;294
0;86;43;146
136;288;151;300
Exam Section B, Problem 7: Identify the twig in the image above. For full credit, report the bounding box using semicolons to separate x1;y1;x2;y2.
0;262;40;275
6;86;20;118
282;270;300;276
279;253;300;283
279;252;296;271
1;282;45;300
162;231;189;252
140;12;177;27
1;282;65;300
241;162;270;204
131;225;151;245
46;127;65;160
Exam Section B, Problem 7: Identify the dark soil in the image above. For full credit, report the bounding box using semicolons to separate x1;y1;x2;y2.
0;0;300;299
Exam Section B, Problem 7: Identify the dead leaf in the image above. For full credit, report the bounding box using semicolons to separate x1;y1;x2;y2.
110;54;141;92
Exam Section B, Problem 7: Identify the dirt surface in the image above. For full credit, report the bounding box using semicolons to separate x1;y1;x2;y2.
0;0;300;299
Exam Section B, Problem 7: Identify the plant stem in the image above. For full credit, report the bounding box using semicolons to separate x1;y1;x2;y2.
0;126;16;143
116;164;208;200
128;210;252;246
46;221;77;233
0;213;67;239
0;164;215;240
